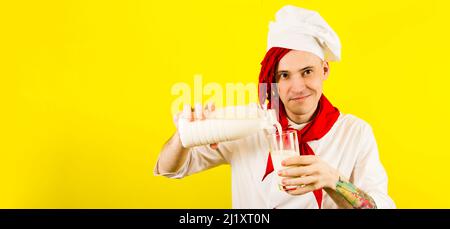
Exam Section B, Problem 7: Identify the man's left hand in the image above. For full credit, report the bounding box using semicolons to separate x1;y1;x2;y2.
278;155;340;195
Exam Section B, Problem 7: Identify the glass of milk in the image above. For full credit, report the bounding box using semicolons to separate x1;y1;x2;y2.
266;129;300;191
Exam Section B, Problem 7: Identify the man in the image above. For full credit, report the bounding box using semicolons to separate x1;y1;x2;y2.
154;5;395;209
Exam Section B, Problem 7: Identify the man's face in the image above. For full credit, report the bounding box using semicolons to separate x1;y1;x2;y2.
276;50;329;121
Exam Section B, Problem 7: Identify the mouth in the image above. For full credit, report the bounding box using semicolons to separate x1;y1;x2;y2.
289;94;311;102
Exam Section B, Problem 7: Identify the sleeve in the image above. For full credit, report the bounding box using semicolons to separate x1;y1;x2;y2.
153;142;235;179
350;123;396;209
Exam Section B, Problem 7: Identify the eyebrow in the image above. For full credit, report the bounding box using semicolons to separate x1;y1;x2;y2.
277;66;314;74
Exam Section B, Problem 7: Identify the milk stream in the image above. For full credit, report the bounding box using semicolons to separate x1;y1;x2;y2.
274;122;283;152
178;104;282;148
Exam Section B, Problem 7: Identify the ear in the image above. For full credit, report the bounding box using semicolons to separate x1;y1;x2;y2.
323;61;330;80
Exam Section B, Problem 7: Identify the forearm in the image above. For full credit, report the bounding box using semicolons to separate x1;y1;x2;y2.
157;131;191;174
325;176;377;209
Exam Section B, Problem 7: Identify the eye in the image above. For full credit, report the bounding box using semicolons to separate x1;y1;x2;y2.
278;72;289;80
303;69;313;77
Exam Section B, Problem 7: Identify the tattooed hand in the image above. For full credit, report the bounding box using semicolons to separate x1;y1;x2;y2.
334;177;377;209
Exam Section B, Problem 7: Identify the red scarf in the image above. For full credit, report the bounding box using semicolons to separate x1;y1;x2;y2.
258;47;340;209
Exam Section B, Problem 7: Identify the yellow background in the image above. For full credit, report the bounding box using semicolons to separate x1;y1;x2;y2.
1;0;449;208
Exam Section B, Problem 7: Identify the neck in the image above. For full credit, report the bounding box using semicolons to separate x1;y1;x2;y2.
286;103;319;124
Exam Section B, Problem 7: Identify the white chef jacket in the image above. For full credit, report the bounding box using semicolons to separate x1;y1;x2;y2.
154;112;396;209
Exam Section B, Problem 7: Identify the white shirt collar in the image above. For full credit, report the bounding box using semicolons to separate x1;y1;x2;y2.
287;118;310;130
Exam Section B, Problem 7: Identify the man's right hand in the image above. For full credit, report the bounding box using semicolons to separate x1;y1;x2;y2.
172;102;219;150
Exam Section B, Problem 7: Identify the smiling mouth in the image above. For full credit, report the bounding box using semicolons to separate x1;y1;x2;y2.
290;94;311;101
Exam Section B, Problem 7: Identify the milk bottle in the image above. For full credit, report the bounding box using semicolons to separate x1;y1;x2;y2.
178;103;281;148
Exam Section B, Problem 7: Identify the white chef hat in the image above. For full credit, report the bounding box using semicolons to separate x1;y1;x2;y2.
267;5;341;61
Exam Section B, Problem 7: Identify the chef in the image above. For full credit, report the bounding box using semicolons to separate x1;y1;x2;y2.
154;5;395;209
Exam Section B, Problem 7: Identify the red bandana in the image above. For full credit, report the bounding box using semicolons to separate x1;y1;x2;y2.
258;47;340;209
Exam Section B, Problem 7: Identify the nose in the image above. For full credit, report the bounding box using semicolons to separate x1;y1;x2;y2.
289;73;306;93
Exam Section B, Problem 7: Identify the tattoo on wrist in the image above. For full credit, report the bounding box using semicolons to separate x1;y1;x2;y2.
335;176;377;209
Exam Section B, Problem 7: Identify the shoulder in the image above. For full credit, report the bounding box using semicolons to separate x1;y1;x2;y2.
336;113;373;131
330;113;375;140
